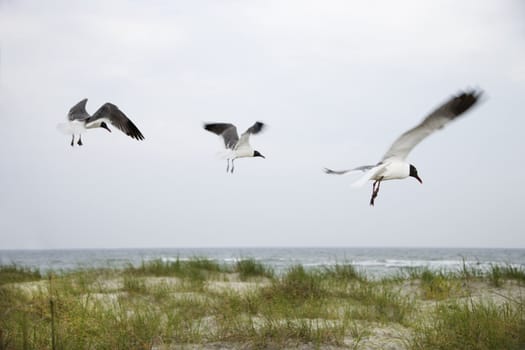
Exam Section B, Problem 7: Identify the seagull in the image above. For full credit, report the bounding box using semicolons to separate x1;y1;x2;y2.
203;121;266;173
57;99;144;146
324;89;483;206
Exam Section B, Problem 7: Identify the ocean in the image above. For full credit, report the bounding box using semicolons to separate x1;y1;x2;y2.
1;247;524;277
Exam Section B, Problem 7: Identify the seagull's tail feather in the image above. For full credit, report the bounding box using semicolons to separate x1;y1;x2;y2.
216;149;235;159
323;165;374;176
351;163;388;188
56;123;73;135
351;172;375;187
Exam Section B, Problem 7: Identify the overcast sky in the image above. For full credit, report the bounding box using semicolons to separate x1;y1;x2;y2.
1;0;524;249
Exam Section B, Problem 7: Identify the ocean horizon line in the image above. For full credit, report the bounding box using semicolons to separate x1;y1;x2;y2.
2;245;525;251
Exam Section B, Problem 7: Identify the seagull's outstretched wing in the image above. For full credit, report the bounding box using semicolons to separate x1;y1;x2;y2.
236;121;265;149
68;98;89;121
323;165;375;175
88;103;145;140
204;123;239;149
381;90;482;161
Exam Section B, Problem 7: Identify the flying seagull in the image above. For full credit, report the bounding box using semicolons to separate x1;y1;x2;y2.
203;121;266;173
57;99;144;146
324;89;483;206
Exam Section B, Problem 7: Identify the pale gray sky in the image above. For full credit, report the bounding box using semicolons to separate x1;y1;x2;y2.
1;0;524;249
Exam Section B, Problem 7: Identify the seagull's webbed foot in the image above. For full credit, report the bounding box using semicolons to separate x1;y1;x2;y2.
230;159;235;173
77;135;83;146
70;135;75;147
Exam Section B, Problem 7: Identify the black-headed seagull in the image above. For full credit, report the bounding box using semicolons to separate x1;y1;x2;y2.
324;89;483;206
204;121;266;173
58;99;144;146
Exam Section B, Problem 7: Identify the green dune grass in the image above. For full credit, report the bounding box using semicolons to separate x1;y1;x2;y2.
0;259;524;349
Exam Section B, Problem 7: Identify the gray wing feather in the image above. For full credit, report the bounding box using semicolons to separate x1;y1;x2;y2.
236;121;265;149
68;98;89;121
381;90;482;161
324;165;375;175
88;103;144;140
242;121;265;136
204;123;239;149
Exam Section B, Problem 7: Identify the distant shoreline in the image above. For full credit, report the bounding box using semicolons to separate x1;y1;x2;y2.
1;247;524;278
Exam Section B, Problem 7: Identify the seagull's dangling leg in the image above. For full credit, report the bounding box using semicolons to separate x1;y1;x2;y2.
370;182;378;206
77;134;83;146
369;177;384;206
70;134;75;147
226;159;230;173
231;159;235;173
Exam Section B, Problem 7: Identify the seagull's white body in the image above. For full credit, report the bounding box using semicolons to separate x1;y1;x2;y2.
325;89;483;205
57;120;86;135
217;147;254;163
58;118;109;135
222;148;254;159
352;160;409;186
232;134;256;159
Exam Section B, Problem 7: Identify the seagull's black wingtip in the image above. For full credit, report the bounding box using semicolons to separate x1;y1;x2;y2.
452;88;484;116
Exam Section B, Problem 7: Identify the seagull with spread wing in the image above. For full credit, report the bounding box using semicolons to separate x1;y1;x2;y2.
204;121;266;173
58;99;144;146
324;89;483;206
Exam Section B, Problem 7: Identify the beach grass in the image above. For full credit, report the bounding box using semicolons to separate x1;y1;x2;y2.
410;299;525;349
487;264;525;287
234;258;274;281
0;264;41;285
0;259;524;349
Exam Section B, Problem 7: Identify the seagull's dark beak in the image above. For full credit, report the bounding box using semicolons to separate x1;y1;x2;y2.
409;165;422;184
100;122;111;133
253;150;265;159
